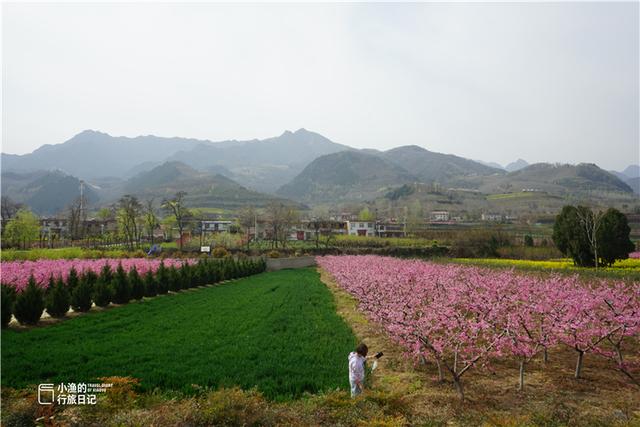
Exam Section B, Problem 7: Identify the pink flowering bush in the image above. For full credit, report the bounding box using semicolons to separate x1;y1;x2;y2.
1;258;192;292
629;251;640;259
317;255;640;398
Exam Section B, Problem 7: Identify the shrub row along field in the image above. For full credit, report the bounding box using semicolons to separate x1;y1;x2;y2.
1;269;356;400
1;257;265;327
318;255;640;400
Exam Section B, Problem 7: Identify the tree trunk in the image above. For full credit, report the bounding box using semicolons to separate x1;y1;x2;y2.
518;359;525;391
453;375;464;401
575;350;584;379
453;351;458;373
436;359;444;382
543;348;548;364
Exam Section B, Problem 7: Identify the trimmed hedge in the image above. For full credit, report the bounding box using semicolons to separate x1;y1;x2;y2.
4;257;267;326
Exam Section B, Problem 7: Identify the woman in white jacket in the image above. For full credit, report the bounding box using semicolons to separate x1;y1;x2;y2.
348;343;374;397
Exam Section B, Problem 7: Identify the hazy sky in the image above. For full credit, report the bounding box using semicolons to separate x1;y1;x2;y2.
2;2;638;170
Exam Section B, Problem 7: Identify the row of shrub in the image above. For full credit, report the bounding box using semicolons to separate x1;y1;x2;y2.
1;257;266;327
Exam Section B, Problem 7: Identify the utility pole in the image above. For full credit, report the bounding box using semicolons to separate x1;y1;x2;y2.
403;206;408;237
254;213;258;242
79;180;85;217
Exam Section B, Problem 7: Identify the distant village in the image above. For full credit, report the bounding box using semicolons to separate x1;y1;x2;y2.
26;209;523;246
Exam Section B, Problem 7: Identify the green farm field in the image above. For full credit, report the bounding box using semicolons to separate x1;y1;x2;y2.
1;269;357;400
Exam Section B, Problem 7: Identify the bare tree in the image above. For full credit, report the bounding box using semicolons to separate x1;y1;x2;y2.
68;197;87;240
575;206;605;270
118;195;142;250
162;191;191;251
238;205;257;250
1;196;23;222
265;202;284;249
143;198;159;245
281;207;299;249
265;202;298;249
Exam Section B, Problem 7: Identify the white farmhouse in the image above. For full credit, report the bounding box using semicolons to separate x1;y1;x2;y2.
481;213;503;222
346;221;376;236
430;211;450;222
201;220;234;232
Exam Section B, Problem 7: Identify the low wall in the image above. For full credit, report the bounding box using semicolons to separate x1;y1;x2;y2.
266;256;317;271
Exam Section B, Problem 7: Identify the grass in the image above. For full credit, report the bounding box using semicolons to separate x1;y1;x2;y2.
486;192;540;200
0;247;139;261
333;235;438;248
1;269;357;401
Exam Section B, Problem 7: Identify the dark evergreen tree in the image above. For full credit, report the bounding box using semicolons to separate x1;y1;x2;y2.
45;277;71;318
71;274;93;312
67;267;80;291
99;263;114;284
552;205;594;267
129;266;145;300
81;270;98;292
143;270;158;297
156;262;169;294
597;208;635;266
13;275;45;325
180;263;192;289
92;277;112;307
1;284;17;328
111;263;131;304
524;234;534;247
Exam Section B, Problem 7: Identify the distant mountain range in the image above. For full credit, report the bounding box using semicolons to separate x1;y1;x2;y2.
1;170;99;215
1;129;349;193
1;128;637;214
121;161;290;209
1;162;294;215
277;147;634;203
277;151;415;203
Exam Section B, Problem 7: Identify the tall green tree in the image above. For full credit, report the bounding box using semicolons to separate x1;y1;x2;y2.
553;205;633;267
552;206;595;267
117;195;142;250
143;198;160;245
4;208;40;249
358;207;374;221
597;208;635;267
162;191;192;251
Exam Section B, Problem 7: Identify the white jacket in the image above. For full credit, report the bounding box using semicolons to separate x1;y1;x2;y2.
348;352;365;383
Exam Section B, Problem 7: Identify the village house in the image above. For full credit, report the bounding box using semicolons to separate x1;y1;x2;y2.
346;220;376;236
429;210;450;222
40;217;69;239
481;212;504;222
200;220;234;233
377;221;406;238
